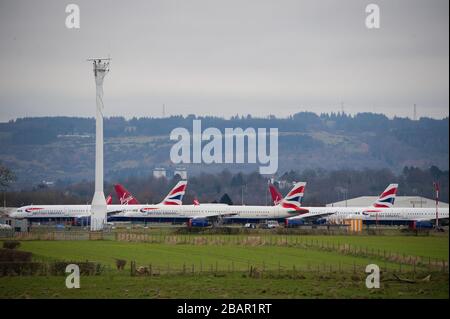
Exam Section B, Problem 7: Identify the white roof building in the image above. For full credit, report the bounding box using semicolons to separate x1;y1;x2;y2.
326;196;449;208
153;168;167;179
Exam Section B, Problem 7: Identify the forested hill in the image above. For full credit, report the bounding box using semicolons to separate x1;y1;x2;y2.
0;112;448;189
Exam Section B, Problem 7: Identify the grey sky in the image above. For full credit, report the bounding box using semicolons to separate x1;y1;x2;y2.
0;0;448;121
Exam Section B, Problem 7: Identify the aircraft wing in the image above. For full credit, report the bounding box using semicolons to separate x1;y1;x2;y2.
287;211;335;223
107;210;126;216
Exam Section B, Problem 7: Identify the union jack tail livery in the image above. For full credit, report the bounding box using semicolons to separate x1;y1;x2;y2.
279;182;306;211
159;180;188;205
106;194;112;205
268;181;283;205
373;183;398;208
114;184;140;205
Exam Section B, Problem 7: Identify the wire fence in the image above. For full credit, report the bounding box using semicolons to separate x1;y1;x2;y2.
1;231;448;272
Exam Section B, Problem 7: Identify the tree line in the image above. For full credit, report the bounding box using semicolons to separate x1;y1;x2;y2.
2;165;448;207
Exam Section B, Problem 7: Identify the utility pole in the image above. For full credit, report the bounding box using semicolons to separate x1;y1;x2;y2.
433;182;439;229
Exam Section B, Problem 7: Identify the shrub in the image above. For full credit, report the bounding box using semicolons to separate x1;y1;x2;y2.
0;262;46;276
3;241;21;250
0;248;32;262
49;261;102;276
115;259;127;270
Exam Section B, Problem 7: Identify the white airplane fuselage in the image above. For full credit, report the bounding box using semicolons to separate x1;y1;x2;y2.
9;205;121;219
291;206;449;222
121;204;302;221
10;204;303;222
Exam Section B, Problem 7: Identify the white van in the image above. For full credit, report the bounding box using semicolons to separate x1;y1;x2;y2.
262;220;279;229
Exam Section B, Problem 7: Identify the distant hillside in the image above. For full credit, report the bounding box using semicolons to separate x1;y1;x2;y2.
0;112;448;189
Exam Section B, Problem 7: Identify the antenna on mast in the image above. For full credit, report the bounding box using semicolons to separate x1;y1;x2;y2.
87;58;111;77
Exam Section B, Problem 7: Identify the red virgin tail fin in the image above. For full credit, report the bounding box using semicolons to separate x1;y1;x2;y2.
114;184;140;205
268;182;283;205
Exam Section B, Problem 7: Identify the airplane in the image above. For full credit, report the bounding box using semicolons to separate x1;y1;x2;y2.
119;182;308;226
8;181;188;223
355;206;449;228
284;183;398;225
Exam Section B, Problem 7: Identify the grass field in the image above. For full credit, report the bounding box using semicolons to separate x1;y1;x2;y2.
0;234;448;299
1;272;448;299
12;240;409;271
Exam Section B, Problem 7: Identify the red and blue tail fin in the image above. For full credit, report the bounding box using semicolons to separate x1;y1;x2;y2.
268;182;283;205
159;180;188;205
373;183;398;208
114;184;140;205
279;182;306;211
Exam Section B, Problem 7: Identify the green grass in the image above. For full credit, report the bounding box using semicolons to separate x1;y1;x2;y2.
290;235;449;260
15;240;418;272
0;272;448;299
0;235;448;299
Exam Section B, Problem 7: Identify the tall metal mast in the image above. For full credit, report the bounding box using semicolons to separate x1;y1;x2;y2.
88;58;110;231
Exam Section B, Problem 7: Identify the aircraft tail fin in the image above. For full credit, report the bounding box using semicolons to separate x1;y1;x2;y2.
279;182;306;210
114;184;140;205
159;180;188;205
268;181;283;205
373;183;398;208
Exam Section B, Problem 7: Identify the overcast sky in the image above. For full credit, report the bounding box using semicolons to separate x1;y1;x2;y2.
0;0;448;121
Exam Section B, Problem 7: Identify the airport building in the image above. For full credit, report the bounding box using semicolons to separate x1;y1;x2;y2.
153;168;167;179
327;196;449;208
153;167;188;180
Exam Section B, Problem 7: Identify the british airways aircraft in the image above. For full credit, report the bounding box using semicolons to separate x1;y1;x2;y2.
119;182;307;226
8;181;188;221
285;183;449;226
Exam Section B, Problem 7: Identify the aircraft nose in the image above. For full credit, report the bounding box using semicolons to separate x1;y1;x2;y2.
8;210;20;218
